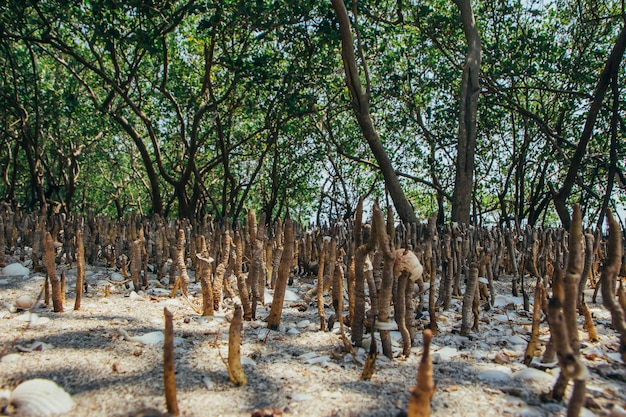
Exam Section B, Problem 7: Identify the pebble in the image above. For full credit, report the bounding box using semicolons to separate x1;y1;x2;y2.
1;263;29;277
518;406;545;417
296;319;311;328
290;393;313;401
0;353;22;363
433;346;459;361
513;367;556;385
476;366;512;383
15;295;34;310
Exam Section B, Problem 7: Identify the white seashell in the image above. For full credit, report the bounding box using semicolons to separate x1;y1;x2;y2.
119;329;164;345
2;263;30;277
393;250;423;282
240;356;257;367
10;378;75;416
15;295;35;310
195;253;214;263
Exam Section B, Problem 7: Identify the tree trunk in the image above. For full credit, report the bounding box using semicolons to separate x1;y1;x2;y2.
553;24;626;229
331;0;417;224
451;0;482;226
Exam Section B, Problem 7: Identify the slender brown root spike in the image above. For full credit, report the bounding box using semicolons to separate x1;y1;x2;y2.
163;307;180;416
228;304;248;386
44;232;64;312
407;329;435;417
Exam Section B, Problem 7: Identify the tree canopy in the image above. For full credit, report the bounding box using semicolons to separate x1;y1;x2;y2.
1;0;624;228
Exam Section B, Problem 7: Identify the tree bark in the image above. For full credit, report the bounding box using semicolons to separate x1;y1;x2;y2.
451;0;482;226
331;0;417;224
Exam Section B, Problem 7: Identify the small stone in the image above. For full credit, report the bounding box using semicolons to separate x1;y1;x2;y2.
494;351;510;364
112;361;127;373
15;295;35;310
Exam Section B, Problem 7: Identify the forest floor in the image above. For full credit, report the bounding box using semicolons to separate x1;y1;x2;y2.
1;260;625;417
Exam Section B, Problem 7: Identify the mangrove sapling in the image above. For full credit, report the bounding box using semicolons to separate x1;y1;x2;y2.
74;229;85;310
372;202;395;359
270;218;283;289
407;330;436;417
234;229;252;320
44;232;63;313
524;281;545;366
393;248;424;354
331;246;345;314
256;215;268;303
360;314;378;381
438;231;453;310
424;216;439;335
196;235;215;316
601;210;626;364
0;215;5;267
460;263;478;337
163;308;180;416
267;218;294;330
334;250;353;353
395;270;412;356
213;230;232;312
580;302;598;342
547;205;588;416
317;239;329;331
227;305;247;386
352;198;377;345
506;228;520;297
130;238;142;291
578;231;594;306
452;227;463;297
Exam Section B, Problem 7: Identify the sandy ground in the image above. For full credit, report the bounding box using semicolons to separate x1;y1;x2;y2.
1;262;625;417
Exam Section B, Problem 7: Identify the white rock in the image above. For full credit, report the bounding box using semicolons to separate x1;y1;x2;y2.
1;263;29;277
0;279;8;285
291;393;313;401
240;357;257;367
494;295;523;308
296;319;311;328
202;376;214;390
284;289;301;302
606;352;624;363
109;272;124;281
513;367;556;385
506;335;527;346
477;368;512;383
518;406;545;417
434;346;459;361
0;353;22;363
